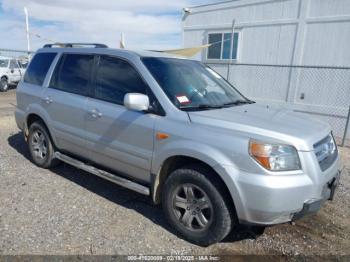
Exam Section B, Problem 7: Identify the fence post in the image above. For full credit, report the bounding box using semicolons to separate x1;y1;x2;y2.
226;19;235;81
342;105;350;147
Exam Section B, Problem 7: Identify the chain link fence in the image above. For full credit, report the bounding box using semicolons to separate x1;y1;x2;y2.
0;48;34;68
207;62;350;147
0;48;33;58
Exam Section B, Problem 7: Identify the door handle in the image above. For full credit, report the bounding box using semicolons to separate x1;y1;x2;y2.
90;109;102;118
44;96;53;104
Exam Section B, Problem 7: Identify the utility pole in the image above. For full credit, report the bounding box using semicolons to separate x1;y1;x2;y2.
226;19;235;81
120;32;125;49
24;7;31;56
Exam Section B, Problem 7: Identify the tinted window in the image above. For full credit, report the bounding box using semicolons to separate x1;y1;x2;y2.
50;54;94;96
24;53;56;85
95;56;147;105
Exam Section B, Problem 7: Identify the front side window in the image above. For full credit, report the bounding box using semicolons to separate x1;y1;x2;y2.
10;59;19;69
142;57;248;110
0;59;9;68
24;52;56;86
50;53;94;96
207;32;239;60
95;55;147;105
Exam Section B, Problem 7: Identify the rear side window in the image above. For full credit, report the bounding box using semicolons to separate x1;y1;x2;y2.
95;55;147;105
24;53;56;86
10;60;19;69
0;59;9;68
50;53;94;96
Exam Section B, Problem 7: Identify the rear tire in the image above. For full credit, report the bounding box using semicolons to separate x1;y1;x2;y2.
28;121;59;168
0;77;8;92
162;164;236;246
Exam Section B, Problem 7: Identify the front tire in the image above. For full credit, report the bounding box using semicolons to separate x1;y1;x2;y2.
162;165;236;246
28;121;59;168
0;77;9;92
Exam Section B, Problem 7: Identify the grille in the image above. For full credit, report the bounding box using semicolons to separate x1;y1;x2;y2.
313;134;338;171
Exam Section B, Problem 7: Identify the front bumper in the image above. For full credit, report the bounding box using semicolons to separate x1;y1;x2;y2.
217;153;342;225
292;170;341;221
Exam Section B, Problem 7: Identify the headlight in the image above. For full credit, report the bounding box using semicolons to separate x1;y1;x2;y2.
249;140;301;171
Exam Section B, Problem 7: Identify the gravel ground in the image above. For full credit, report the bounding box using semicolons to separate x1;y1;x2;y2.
0;89;349;256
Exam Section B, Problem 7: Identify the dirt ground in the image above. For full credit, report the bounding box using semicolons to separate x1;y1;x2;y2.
0;89;349;257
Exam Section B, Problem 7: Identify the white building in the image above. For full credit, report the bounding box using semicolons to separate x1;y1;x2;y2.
182;0;350;142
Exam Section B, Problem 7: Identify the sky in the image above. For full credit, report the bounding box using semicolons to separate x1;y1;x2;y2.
0;0;223;51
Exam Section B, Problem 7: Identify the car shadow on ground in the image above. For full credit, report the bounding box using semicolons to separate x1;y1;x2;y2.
7;131;263;245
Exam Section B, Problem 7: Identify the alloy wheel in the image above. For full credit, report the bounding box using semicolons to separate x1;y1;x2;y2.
171;183;213;231
31;130;48;160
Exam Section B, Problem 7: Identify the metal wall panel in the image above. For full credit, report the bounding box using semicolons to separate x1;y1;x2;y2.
184;0;299;26
182;0;350;143
309;0;350;17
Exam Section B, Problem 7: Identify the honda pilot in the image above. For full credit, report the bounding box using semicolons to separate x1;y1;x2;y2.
15;43;342;246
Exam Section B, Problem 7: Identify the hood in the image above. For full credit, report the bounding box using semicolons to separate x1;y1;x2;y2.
188;103;331;151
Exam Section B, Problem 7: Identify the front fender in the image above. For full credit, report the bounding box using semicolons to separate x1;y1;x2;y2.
151;140;242;210
152;140;239;173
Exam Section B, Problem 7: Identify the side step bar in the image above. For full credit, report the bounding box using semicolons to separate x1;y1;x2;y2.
54;152;150;196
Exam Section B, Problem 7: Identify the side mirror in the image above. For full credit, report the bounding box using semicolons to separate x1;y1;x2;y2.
124;93;150;112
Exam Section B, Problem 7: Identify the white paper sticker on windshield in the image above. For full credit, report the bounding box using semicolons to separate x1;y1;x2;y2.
206;68;222;79
176;95;190;104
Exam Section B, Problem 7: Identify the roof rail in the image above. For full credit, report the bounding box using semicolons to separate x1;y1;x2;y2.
43;43;108;48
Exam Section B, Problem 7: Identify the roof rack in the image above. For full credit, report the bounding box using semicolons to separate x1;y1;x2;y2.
43;43;108;48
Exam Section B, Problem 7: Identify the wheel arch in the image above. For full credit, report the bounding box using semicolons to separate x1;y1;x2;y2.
27;113;46;129
151;154;238;221
25;112;57;147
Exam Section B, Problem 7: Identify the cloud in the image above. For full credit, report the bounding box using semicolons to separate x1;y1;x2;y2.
1;0;221;51
4;0;190;14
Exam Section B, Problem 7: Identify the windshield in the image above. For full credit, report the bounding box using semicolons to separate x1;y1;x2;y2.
0;59;9;68
142;57;249;110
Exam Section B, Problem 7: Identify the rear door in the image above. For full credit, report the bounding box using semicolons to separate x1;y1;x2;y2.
85;55;157;183
9;59;21;83
42;53;94;157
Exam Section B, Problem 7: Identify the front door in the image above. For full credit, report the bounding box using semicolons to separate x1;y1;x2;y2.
85;55;156;183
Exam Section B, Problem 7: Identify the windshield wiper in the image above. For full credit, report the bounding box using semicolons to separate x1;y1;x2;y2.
223;99;255;106
180;100;255;111
179;104;223;111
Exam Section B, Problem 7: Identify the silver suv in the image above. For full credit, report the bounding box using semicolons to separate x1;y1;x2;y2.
15;43;341;246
